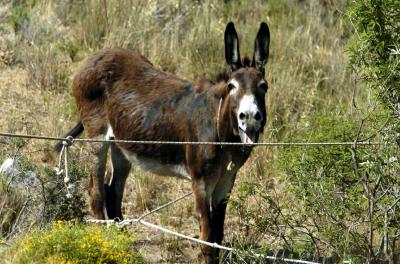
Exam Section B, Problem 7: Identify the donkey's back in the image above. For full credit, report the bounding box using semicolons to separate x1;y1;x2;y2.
73;48;202;140
72;48;152;138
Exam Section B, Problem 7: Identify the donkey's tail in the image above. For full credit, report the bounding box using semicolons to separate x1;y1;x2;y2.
54;121;84;152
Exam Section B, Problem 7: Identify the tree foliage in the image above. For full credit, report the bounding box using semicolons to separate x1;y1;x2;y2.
348;0;400;116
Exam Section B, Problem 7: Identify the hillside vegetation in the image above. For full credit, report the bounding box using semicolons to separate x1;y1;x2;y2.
0;0;398;263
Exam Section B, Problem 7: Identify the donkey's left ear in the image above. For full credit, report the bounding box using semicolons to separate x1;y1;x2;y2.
225;22;242;71
253;22;270;75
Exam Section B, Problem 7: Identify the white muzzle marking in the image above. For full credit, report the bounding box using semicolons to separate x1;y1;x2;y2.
237;95;262;144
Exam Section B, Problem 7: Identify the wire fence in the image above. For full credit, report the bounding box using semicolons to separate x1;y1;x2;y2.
1;131;390;263
0;132;388;147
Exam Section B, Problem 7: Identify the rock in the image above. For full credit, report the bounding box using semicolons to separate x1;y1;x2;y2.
0;158;19;177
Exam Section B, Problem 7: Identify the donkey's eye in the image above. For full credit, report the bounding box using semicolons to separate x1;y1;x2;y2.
254;112;262;121
228;83;236;92
259;83;268;92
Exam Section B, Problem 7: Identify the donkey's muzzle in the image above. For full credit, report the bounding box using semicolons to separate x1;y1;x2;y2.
237;112;262;144
238;126;259;145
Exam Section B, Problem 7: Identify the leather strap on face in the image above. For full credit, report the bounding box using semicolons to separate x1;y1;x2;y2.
216;97;223;145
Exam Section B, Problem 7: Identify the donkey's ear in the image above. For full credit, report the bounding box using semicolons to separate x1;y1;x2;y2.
224;22;242;71
253;22;270;75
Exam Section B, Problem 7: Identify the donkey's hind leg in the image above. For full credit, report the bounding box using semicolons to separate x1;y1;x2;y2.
87;137;110;219
105;143;131;220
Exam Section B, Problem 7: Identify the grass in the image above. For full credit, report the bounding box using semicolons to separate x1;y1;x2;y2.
0;0;387;262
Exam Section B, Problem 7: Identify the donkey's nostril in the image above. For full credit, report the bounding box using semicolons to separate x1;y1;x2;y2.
239;112;246;120
254;112;262;121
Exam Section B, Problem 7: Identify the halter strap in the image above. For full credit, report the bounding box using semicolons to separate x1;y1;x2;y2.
216;97;223;144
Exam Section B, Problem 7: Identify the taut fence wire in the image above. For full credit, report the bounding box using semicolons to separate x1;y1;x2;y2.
0;132;389;147
1;131;390;264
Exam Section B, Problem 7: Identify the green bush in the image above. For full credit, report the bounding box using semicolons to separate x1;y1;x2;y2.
4;221;143;264
277;116;367;259
347;1;400;261
231;114;399;262
36;148;88;223
348;0;400;115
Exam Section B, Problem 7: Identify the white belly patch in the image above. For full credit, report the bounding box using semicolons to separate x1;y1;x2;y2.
125;152;191;180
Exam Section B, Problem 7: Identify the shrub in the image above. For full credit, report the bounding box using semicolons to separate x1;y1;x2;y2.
40;163;87;223
0;154;36;238
0;147;87;240
348;0;400;115
0;179;25;237
347;1;400;261
231;114;399;262
4;221;143;264
277;116;367;259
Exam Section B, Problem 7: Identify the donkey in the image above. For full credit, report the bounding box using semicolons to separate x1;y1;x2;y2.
58;22;270;263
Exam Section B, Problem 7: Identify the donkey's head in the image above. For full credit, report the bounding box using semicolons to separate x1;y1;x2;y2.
222;22;270;144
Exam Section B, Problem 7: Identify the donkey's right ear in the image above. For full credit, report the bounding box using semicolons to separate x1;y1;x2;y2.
224;22;242;71
253;22;270;75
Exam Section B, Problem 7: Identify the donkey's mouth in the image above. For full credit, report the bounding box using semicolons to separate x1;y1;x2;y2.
239;128;257;145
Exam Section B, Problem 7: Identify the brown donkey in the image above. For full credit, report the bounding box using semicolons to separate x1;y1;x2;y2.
58;22;270;263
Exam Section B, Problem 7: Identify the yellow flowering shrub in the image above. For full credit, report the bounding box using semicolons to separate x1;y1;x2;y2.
9;221;143;264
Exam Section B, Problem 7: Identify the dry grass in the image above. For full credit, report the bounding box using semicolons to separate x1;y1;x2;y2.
0;0;362;262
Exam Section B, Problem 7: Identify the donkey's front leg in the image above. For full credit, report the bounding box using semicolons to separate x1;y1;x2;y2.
210;168;239;261
212;199;228;247
210;180;236;262
192;178;218;264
